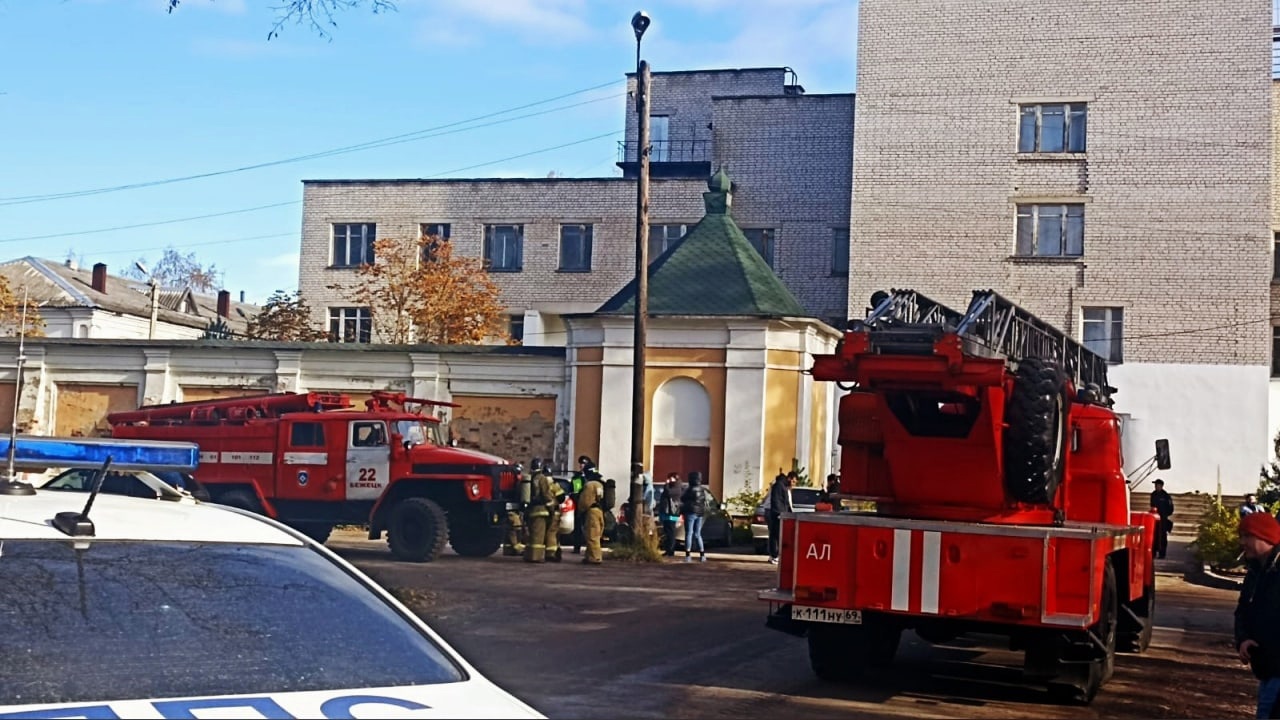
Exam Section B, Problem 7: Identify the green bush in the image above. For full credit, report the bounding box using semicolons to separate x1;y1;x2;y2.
1193;498;1243;572
609;517;662;563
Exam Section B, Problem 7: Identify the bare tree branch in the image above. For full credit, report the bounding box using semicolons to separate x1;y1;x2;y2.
166;0;397;40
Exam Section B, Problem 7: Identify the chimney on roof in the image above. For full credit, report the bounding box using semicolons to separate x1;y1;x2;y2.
91;263;107;293
239;290;245;303
217;290;230;318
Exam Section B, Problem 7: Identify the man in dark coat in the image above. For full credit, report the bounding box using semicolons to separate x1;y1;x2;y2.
1150;479;1174;559
765;472;792;565
1235;511;1280;718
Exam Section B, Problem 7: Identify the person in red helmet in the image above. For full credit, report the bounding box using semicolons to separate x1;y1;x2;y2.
1235;511;1280;718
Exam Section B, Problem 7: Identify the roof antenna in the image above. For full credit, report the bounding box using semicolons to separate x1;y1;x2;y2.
0;286;35;496
53;456;112;537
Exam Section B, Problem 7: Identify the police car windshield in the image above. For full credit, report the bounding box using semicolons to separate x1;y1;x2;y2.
0;541;464;704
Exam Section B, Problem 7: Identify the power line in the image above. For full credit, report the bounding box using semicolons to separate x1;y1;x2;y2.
90;232;296;257
0;79;624;206
0;130;623;244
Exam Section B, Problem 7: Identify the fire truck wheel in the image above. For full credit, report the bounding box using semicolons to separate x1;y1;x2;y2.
449;518;503;558
387;497;449;563
216;488;263;515
1118;584;1155;653
1003;357;1069;504
1047;559;1117;704
807;620;901;682
291;523;334;545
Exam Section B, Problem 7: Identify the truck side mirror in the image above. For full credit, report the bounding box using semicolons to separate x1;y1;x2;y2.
1155;439;1171;470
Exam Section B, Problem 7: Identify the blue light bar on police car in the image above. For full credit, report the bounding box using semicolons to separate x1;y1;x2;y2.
0;435;199;472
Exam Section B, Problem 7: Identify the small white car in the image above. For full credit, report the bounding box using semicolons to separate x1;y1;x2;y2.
0;486;543;718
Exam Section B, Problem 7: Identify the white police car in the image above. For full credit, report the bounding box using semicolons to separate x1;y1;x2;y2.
0;436;543;719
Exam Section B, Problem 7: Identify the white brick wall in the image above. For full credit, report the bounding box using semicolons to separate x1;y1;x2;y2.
850;0;1273;366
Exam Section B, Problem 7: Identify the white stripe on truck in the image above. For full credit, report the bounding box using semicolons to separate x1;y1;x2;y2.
891;528;911;611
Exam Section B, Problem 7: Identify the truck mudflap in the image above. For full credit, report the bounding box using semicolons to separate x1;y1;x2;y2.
759;512;1141;631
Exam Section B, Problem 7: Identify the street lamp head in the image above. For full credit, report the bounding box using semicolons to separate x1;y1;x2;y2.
631;11;651;41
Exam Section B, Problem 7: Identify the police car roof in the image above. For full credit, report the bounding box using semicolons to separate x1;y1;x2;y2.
0;491;304;545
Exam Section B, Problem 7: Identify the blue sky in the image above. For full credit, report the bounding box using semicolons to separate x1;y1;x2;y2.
0;0;857;303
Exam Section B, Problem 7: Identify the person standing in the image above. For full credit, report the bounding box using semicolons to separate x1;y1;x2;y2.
543;470;566;563
523;459;553;563
681;471;709;563
766;472;792;565
570;455;594;555
503;462;530;557
656;473;682;557
1243;494;1266;517
579;470;606;565
1234;511;1280;718
1150;479;1175;559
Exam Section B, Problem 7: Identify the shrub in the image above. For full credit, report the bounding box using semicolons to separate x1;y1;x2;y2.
609;517;662;563
1193;498;1244;572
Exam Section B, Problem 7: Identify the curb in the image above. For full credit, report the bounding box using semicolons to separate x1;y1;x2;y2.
1196;563;1244;591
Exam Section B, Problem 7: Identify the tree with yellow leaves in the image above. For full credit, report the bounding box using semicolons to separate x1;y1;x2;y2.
0;276;44;338
328;235;508;345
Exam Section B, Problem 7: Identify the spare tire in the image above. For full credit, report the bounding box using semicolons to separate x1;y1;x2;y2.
1004;357;1069;504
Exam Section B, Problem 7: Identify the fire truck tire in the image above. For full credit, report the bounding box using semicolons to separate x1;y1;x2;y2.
1047;559;1117;704
1118;585;1155;653
291;523;334;545
1004;357;1069;504
807;621;901;682
216;488;263;515
387;497;449;563
449;520;503;558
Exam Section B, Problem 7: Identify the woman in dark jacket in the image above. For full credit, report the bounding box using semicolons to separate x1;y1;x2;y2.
681;471;709;563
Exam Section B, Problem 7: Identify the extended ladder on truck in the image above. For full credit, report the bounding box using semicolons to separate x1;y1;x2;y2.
763;287;1167;706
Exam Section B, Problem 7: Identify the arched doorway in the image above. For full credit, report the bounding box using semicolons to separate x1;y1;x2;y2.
651;377;711;487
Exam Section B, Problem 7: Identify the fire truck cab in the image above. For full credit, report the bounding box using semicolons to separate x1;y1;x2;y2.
109;391;519;563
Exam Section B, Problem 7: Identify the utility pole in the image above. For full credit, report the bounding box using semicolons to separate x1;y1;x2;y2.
0;287;35;496
629;11;652;538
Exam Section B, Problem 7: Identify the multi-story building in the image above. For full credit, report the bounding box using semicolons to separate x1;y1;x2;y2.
850;0;1273;493
298;67;854;345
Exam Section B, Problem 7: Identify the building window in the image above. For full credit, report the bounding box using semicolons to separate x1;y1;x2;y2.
1274;233;1280;281
742;228;776;268
831;228;849;276
420;223;451;262
651;116;670;162
483;224;523;272
509;315;525;344
1273;327;1280;377
1016;204;1084;257
1083;307;1123;364
648;224;687;258
328;307;371;344
332;223;375;268
559;224;593;272
1018;103;1087;153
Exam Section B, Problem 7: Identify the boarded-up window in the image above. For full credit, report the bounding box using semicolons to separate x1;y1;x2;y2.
55;384;139;437
449;395;555;466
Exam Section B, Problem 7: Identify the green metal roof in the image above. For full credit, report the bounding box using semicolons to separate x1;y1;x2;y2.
597;171;808;318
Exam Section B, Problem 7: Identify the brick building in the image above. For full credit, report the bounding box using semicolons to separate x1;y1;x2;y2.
850;0;1274;493
298;67;853;344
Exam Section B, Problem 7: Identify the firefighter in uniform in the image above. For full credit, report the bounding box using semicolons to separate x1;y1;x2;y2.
543;469;567;562
570;455;594;554
524;458;553;563
579;470;606;565
503;463;530;556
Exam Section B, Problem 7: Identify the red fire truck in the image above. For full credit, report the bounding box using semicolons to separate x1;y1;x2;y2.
760;290;1170;704
108;391;519;563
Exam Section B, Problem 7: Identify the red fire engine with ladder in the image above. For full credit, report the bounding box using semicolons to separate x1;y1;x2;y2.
108;390;519;563
760;289;1171;704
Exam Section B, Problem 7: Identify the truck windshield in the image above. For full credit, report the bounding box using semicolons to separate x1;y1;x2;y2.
395;420;443;447
0;540;464;705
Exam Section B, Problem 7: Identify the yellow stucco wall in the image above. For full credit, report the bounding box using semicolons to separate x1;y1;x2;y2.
648;347;727;365
767;349;803;368
809;378;828;481
573;352;603;467
764;368;800;480
645;352;726;497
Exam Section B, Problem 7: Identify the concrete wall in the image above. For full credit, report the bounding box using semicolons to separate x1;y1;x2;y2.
851;0;1273;493
0;339;568;466
39;307;220;341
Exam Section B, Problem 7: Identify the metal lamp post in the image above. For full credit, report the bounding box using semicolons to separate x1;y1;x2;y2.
628;10;652;536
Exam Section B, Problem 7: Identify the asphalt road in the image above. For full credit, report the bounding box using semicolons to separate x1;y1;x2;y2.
332;532;1256;719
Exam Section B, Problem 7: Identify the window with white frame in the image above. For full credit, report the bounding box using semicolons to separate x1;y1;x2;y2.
1018;103;1087;153
742;228;776;268
1083;307;1123;364
1016;204;1084;257
483;224;523;272
831;228;849;276
332;223;375;267
328;307;371;344
1273;232;1280;281
648;224;687;259
559;224;593;272
651;116;670;162
421;223;450;262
